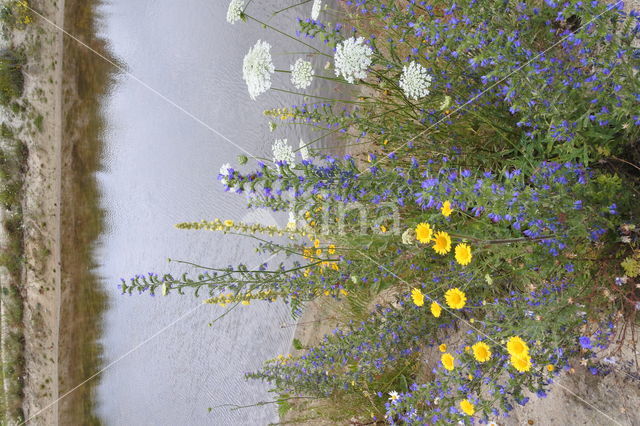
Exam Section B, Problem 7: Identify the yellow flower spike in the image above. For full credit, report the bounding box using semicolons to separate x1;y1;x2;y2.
415;222;433;244
441;353;455;371
454;243;473;265
472;341;492;363
411;288;425;307
445;288;467;309
460;399;475;416
430;302;442;318
438;344;447;352
432;231;452;255
441;201;453;217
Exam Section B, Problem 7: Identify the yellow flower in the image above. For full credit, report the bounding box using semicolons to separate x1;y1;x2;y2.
241;300;251;305
454;243;472;265
460;399;475;416
438;344;447;352
511;353;532;372
472;342;492;363
445;288;467;310
430;302;442;318
328;244;336;254
546;364;555;372
441;353;455;371
411;288;424;307
432;231;452;255
316;248;323;256
314;239;320;248
441;201;453;217
224;219;234;227
339;289;348;296
506;336;529;357
380;225;387;233
415;222;433;244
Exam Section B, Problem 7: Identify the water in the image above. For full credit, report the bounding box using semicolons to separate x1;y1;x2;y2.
84;1;331;424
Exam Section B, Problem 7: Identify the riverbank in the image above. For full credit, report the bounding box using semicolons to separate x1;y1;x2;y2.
0;0;64;423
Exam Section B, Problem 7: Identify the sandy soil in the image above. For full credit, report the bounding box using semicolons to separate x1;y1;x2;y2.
0;0;65;424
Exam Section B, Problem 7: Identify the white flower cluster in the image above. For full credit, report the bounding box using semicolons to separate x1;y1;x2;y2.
226;0;244;24
299;139;309;160
290;58;314;90
243;40;275;100
334;36;373;84
219;163;232;186
311;0;322;20
272;139;295;164
399;61;432;100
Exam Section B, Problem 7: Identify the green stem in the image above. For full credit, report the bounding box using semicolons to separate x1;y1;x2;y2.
246;15;331;57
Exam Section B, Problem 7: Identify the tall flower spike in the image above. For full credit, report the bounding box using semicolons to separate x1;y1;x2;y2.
311;0;322;20
334;37;373;84
226;0;244;24
290;58;314;90
399;61;432;100
243;40;275;100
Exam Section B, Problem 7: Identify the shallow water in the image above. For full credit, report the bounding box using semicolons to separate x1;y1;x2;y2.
85;1;332;424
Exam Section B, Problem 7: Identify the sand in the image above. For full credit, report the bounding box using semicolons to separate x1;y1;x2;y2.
0;0;65;424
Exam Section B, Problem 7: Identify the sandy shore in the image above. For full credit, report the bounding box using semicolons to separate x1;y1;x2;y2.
0;0;65;424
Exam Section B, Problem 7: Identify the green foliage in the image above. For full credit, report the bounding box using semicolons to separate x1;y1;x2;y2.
0;48;25;106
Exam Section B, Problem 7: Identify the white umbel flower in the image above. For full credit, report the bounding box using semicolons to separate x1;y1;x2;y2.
243;40;275;100
334;37;373;84
226;0;244;24
399;61;432;100
299;139;309;160
290;58;314;90
219;163;232;186
311;0;322;20
272;139;295;164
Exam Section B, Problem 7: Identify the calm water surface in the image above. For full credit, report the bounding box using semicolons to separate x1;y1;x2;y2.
92;1;328;424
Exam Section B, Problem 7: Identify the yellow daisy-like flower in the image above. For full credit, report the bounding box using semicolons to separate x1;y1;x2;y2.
380;225;387;233
224;219;234;227
432;231;452;255
241;300;251;305
441;353;455;371
472;341;492;363
411;288;425;307
328;244;336;254
445;288;467;310
441;201;453;217
454;243;472;265
459;399;475;416
546;364;555;372
506;336;529;357
438;344;447;352
511;353;532;372
430;302;442;318
314;239;320;248
415;222;433;244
